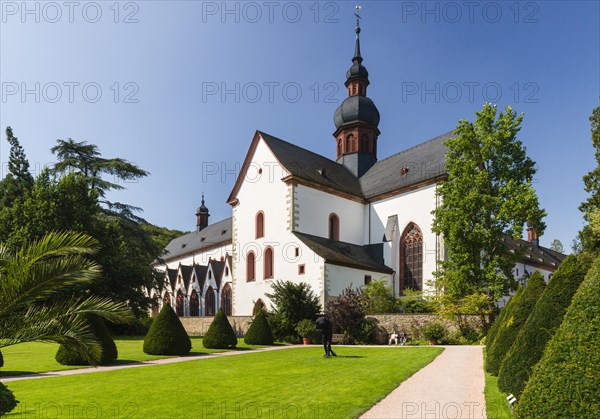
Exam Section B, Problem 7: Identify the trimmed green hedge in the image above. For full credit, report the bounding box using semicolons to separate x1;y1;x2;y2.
55;314;118;366
0;382;19;415
203;308;238;349
143;304;191;356
498;255;588;397
514;257;600;418
485;286;523;355
486;271;545;375
244;310;274;345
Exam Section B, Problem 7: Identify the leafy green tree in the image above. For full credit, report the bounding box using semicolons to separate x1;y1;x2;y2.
514;257;600;419
266;280;321;343
549;239;564;253
580;105;600;220
486;271;545;375
432;103;546;300
203;308;237;349
51;139;148;202
497;255;588;396
326;286;369;344
0;127;34;209
0;232;132;361
360;280;399;314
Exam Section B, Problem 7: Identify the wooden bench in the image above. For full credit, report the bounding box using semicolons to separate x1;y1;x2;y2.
331;334;344;344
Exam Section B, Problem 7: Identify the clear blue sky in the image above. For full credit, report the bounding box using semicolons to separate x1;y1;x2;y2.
1;1;599;251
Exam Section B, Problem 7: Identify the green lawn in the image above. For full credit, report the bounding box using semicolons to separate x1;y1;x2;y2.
0;337;266;376
483;350;512;419
4;346;443;418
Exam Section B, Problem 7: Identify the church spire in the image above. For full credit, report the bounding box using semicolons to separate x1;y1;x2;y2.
333;6;381;178
196;193;210;232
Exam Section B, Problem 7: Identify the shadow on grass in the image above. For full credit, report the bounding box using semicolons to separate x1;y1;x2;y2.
332;355;366;359
0;370;36;377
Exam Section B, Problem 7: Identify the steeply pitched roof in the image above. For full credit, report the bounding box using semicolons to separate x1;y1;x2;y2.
166;268;177;290
209;260;226;289
193;264;208;293
293;231;394;274
160;218;232;262
258;131;364;198
503;236;567;271
359;132;451;199
179;264;194;289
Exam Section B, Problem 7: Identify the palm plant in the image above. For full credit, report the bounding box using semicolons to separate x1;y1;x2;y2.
0;231;133;364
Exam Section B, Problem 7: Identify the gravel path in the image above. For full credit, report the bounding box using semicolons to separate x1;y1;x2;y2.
361;346;487;419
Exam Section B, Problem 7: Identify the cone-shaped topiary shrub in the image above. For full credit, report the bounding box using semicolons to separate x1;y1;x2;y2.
143;304;191;355
498;255;588;396
56;314;118;366
0;382;19;415
203;308;237;349
514;257;600;418
485;286;523;355
244;309;274;345
486;271;546;375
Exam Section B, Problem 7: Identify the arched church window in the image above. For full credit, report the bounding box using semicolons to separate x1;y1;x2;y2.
264;247;274;279
221;284;232;316
176;290;184;316
400;223;423;292
205;287;216;316
247;252;256;282
329;213;340;241
345;134;354;153
163;291;171;306
256;212;264;238
253;299;266;315
189;290;199;317
338;139;342;156
151;299;159;316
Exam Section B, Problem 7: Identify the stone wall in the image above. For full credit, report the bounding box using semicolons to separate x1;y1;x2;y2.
368;313;484;339
180;316;253;337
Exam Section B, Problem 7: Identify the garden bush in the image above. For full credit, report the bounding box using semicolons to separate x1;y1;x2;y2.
486;271;545;375
497;255;588;396
244;309;274;345
360;280;399;314
326;286;368;344
266;280;321;343
0;382;19;416
514;257;600;418
485;286;523;354
56;314;118;365
0;349;3;367
143;304;191;355
203;308;237;349
420;322;447;343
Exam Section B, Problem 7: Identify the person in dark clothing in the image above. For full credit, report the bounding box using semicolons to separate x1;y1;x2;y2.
315;315;337;358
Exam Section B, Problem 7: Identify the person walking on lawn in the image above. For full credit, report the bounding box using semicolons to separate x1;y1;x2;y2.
316;315;337;358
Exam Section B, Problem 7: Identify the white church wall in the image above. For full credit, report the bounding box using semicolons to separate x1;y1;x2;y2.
369;184;439;295
232;137;326;315
295;184;364;244
324;264;392;300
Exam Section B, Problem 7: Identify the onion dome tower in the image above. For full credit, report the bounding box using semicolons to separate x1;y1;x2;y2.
333;8;381;178
196;194;209;232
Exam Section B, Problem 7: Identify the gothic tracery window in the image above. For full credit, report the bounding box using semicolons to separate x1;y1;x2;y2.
189;290;199;317
401;223;423;292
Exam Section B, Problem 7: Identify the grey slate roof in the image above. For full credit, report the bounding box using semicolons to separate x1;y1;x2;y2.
161;218;232;262
258;131;364;197
293;231;394;274
503;236;567;270
209;260;226;289
179;264;193;290
359;132;452;199
193;264;208;293
259;131;451;201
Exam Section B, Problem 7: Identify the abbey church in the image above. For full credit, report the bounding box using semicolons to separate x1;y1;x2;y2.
149;20;565;317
